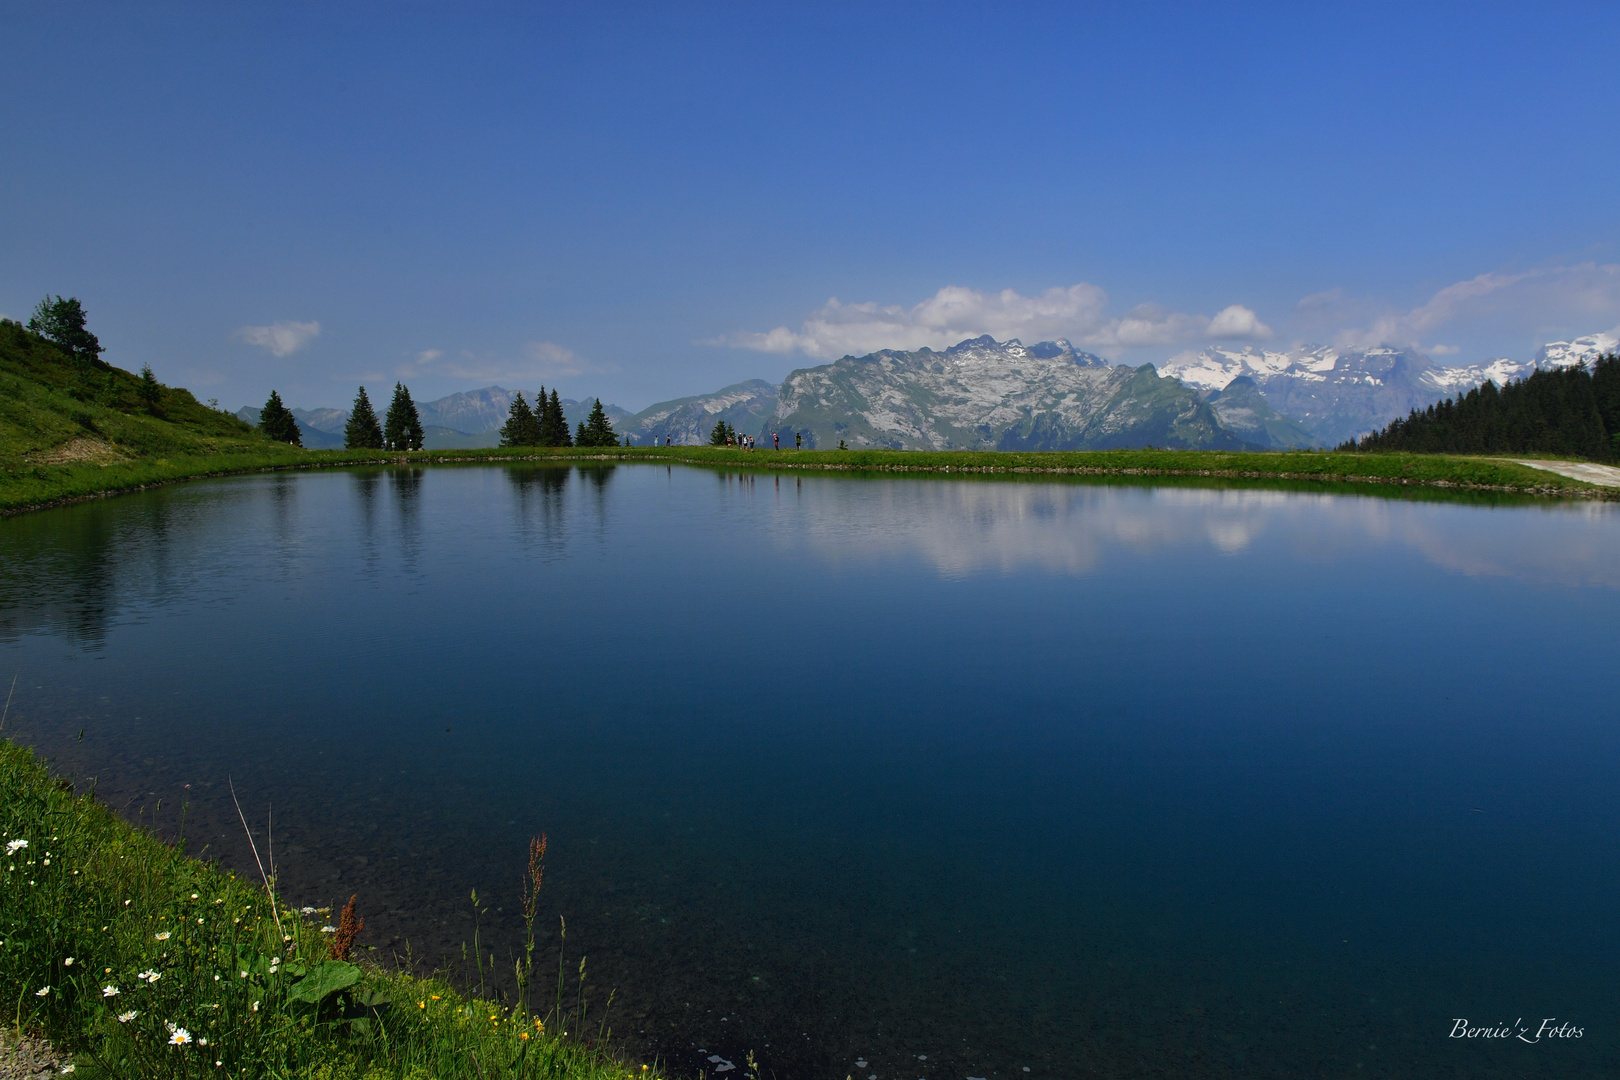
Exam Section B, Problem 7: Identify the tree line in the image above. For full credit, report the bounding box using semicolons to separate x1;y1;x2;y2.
497;388;619;447
257;383;426;449
1343;356;1620;460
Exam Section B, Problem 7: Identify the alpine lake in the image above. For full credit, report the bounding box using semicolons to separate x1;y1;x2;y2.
2;462;1617;1079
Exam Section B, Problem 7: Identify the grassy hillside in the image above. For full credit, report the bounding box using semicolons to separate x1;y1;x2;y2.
0;319;322;511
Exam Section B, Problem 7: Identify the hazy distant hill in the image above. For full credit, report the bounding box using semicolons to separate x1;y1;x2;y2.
1204;377;1316;449
767;336;1252;450
620;380;779;445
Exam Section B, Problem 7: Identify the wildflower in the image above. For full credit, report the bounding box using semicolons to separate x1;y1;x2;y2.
103;985;120;997
155;932;171;941
191;893;198;899
300;906;316;915
63;957;73;966
167;1026;193;1046
214;974;221;981
418;1001;425;1009
138;970;160;983
41;858;49;865
117;1011;138;1023
199;1038;208;1046
320;926;336;934
124;899;131;905
60;1067;75;1075
251;1001;260;1012
35;986;49;997
520;1032;530;1040
5;839;26;855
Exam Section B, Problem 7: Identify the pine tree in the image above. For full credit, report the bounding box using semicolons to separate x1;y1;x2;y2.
500;392;543;447
578;398;617;447
258;390;302;446
385;382;425;450
709;419;734;446
345;386;384;449
137;365;162;409
540;388;572;446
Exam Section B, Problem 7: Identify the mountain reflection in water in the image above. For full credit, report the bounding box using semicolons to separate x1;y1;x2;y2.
1;464;1616;1079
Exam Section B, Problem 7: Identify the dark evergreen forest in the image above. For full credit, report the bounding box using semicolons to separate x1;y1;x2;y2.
1344;356;1620;460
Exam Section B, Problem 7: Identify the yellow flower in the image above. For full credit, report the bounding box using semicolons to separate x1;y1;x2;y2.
418;1001;426;1009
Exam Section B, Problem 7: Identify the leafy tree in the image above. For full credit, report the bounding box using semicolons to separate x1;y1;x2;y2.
258;390;302;445
345;386;384;449
539;387;572;447
385;381;424;450
500;391;543;447
27;295;104;372
137;364;162;409
708;419;735;446
578;397;618;447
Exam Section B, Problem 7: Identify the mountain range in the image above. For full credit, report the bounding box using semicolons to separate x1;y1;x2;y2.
245;332;1617;452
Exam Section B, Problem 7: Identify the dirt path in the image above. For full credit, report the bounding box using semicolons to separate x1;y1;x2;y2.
1509;459;1620;488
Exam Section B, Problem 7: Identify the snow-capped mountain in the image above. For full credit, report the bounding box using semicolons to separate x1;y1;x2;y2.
768;336;1253;450
1160;335;1618;446
1535;333;1618;370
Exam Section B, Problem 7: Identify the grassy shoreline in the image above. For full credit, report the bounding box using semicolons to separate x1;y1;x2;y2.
1;445;1612;516
0;738;664;1080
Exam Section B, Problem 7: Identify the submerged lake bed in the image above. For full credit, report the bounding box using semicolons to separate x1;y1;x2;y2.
2;464;1617;1078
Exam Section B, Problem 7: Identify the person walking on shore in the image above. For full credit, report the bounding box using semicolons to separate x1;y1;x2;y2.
773;431;780;450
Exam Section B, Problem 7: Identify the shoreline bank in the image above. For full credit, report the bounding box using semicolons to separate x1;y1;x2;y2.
3;446;1612;517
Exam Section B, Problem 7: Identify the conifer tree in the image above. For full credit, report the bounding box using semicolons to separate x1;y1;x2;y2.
709;419;734;446
578;398;617;447
542;388;572;447
258;390;302;445
345;386;385;449
385;381;425;450
500;392;543;447
137;364;162;409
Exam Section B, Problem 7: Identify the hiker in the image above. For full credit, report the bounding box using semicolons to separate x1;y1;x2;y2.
795;431;802;450
773;432;779;450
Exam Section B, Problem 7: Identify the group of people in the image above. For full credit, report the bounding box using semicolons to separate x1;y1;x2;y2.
722;431;804;450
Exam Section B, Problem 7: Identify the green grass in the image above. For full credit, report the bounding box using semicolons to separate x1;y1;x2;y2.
0;738;673;1080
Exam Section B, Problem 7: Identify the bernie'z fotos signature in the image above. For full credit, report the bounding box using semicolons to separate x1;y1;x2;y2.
1450;1018;1583;1043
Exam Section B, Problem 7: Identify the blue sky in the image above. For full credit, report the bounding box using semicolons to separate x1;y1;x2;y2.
4;2;1619;411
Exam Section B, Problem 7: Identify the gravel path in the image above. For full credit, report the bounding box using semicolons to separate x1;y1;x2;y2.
0;1032;71;1079
1510;459;1620;488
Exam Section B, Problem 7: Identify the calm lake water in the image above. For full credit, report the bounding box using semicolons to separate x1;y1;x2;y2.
3;464;1618;1078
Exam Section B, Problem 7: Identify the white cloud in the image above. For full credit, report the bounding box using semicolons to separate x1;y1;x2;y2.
238;320;320;357
712;284;1275;359
1207;304;1274;340
416;349;443;365
1329;263;1620;352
